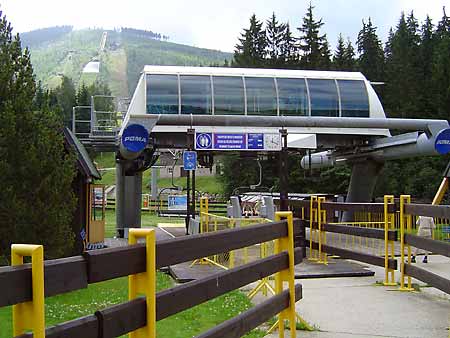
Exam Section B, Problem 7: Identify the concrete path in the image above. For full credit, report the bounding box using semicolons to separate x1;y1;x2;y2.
260;256;450;338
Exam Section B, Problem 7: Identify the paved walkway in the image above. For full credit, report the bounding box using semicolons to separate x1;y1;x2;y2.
259;256;450;338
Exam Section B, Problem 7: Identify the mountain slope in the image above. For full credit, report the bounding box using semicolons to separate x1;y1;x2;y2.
21;27;232;97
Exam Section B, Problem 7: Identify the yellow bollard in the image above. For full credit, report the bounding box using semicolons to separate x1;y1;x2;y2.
275;212;296;338
128;229;156;338
12;244;45;338
399;195;414;291
317;197;327;264
309;196;318;261
383;195;396;286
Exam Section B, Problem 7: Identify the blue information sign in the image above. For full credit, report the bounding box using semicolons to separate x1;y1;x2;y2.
195;132;280;151
214;133;246;150
247;133;264;150
435;128;450;155
183;151;197;170
196;133;213;149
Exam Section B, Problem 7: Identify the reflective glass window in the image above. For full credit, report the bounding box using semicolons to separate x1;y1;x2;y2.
180;75;212;115
213;76;245;115
146;74;179;114
338;80;369;117
277;78;308;116
245;77;277;115
308;79;339;117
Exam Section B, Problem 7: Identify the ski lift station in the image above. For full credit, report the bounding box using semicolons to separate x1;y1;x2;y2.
101;65;450;234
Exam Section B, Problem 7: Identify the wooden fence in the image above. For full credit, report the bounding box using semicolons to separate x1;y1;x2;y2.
399;195;450;293
0;215;303;338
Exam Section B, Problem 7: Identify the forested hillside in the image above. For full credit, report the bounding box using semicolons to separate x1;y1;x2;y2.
20;27;232;97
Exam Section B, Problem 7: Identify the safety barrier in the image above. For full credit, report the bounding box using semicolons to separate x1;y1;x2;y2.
399;195;450;294
0;215;302;338
198;196;273;272
292;196;398;285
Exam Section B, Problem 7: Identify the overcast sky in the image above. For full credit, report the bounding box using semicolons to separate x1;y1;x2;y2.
0;0;449;52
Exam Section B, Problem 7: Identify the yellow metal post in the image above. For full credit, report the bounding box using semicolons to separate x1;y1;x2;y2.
128;229;156;338
399;195;414;291
432;177;448;205
12;244;45;338
383;195;396;286
275;212;296;338
309;196;318;261
317;197;327;264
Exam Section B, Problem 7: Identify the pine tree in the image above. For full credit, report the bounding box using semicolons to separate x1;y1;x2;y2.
55;75;76;127
333;34;347;70
280;23;297;67
343;39;356;71
356;18;384;86
297;2;330;70
266;13;286;68
0;10;76;260
419;15;435;115
233;14;267;67
384;12;421;117
432;7;450;120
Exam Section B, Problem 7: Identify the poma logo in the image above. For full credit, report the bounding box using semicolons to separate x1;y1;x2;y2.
124;136;147;143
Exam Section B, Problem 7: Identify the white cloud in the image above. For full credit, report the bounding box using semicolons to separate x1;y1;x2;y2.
0;0;448;52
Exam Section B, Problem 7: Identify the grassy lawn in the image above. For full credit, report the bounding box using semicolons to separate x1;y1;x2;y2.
0;273;264;337
104;209;184;237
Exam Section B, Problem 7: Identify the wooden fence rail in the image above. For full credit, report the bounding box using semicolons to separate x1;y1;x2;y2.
2;217;303;338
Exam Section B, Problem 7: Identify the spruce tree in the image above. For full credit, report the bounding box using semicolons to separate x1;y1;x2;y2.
297;2;330;70
333;34;347;70
233;14;267;67
343;39;356;71
266;13;286;68
0;10;76;260
280;23;297;67
55;75;76;127
384;12;421;117
419;15;435;115
432;7;450;120
356;18;384;87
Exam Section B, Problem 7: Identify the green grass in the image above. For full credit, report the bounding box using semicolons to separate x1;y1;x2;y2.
94;152;223;195
104;209;184;237
0;274;172;338
0;272;264;337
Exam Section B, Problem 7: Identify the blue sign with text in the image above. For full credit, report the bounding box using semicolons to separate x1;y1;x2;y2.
247;133;264;150
435;128;450;155
183;151;197;170
214;133;246;150
121;124;149;153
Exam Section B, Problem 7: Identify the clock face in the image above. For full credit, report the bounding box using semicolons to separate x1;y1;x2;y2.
264;134;282;151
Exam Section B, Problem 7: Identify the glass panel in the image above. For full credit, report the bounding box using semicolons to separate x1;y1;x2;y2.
146;74;179;114
213;76;245;115
338;80;369;117
180;75;212;115
308;79;339;117
277;78;309;116
245;77;277;116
